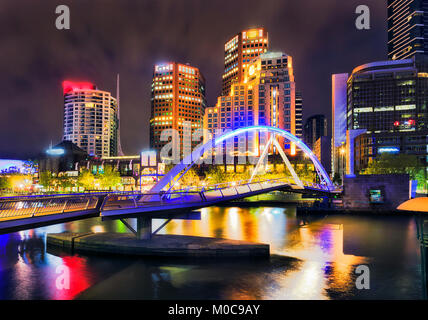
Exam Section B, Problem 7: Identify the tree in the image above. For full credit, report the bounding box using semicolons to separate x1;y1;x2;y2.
98;166;122;190
0;175;11;190
57;175;75;191
362;153;427;190
205;166;228;185
39;171;53;191
363;154;421;176
294;161;316;182
78;170;95;191
180;167;201;188
332;172;342;185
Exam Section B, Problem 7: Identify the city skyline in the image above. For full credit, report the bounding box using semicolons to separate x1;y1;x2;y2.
0;0;386;159
0;0;427;304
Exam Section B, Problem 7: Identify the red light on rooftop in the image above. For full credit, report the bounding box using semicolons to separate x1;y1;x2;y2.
62;81;96;94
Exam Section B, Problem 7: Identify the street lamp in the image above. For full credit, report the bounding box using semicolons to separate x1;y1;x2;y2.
339;146;345;185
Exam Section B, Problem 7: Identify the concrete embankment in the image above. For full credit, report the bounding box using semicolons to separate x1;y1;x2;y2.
47;232;270;258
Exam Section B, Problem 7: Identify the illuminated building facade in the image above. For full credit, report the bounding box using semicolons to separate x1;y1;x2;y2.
388;0;428;60
331;73;349;178
340;57;428;174
62;81;119;158
354;131;428;172
39;140;88;174
347;59;428;134
150;62;206;157
205;51;296;156
295;92;303;139
222;28;269;95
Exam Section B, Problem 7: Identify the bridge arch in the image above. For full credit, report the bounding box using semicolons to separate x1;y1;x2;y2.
150;126;333;193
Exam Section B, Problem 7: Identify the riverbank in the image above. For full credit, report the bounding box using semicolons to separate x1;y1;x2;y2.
296;207;427;216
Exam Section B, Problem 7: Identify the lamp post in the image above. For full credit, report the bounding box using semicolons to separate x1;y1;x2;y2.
340;146;345;186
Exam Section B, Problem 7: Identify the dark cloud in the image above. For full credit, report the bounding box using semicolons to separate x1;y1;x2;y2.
0;0;386;158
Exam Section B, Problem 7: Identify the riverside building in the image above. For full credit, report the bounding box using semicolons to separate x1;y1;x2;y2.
62;81;119;158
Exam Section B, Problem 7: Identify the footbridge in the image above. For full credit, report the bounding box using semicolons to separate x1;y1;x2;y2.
0;126;339;233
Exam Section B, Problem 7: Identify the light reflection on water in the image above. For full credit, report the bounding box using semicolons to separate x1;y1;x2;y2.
0;205;423;300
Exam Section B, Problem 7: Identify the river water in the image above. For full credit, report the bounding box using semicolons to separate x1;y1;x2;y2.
0;205;423;300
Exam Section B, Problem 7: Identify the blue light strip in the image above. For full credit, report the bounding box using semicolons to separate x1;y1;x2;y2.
151;125;334;193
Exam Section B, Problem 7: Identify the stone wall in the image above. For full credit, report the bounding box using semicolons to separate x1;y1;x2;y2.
343;174;410;212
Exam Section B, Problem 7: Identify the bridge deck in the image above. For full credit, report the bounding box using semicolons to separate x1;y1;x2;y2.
0;178;337;232
101;180;330;219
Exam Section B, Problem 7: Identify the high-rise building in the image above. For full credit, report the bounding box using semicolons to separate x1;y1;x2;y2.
205;51;296;155
314;136;332;174
331;73;349;178
354;130;428;173
337;57;428;175
295;92;303;139
347;59;428;133
222;28;269;95
62;81;119;158
388;0;428;60
150;62;206;158
303;114;327;149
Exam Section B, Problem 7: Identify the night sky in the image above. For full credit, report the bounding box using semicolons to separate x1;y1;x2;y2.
0;0;387;159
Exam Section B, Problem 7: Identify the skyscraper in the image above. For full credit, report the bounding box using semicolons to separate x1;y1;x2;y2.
345;58;428;173
62;81;119;158
388;0;428;60
303;114;327;149
347;59;428;133
150;62;206;158
222;28;269;95
205;51;296;155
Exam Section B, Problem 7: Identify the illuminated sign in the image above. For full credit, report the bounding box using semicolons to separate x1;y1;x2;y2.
247;30;258;39
0;159;35;174
395;104;416;111
248;65;255;76
378;147;399;153
62;81;95;94
354;107;373;113
369;189;384;203
155;64;173;73
46;148;65;156
270;86;279;127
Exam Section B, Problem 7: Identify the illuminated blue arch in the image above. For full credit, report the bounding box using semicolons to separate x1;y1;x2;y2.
150;126;333;193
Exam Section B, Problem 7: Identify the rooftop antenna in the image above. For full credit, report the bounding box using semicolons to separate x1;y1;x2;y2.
116;73;124;156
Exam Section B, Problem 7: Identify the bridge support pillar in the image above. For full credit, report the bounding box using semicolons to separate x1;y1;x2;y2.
137;217;152;240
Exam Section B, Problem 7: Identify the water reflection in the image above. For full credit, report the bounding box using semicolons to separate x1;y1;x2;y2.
0;205;423;300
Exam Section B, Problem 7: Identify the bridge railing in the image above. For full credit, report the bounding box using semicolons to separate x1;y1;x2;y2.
169;176;337;193
101;191;207;211
0;190;141;202
101;176;324;212
0;194;104;222
169;176;296;193
0;178;338;221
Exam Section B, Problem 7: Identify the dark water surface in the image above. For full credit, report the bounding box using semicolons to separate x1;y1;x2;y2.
0;206;423;300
